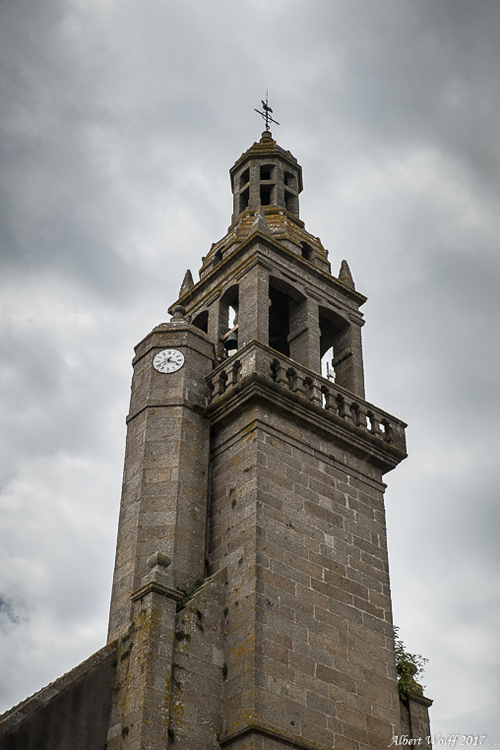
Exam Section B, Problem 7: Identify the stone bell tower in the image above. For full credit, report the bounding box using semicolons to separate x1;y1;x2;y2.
104;127;417;750
0;128;432;750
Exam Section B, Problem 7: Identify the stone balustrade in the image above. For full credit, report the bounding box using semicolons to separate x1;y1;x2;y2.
206;340;406;453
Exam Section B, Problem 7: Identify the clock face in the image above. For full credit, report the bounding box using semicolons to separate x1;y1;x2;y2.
153;349;185;373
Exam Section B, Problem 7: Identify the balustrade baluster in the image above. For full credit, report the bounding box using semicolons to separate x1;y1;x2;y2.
286;368;297;393
322;389;335;413
229;360;241;387
355;404;367;429
381;419;393;443
303;377;313;401
216;370;228;397
336;395;352;421
271;359;286;386
293;374;304;397
367;411;382;436
309;380;322;405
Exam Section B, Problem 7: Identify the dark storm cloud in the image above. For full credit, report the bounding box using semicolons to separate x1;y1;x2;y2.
0;598;21;628
0;0;498;736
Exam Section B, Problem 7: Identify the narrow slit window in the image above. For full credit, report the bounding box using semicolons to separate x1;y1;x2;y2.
240;168;249;187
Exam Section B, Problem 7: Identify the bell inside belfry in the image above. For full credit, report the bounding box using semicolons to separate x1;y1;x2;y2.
224;329;238;351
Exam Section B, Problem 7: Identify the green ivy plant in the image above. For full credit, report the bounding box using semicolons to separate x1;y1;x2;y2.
394;626;428;701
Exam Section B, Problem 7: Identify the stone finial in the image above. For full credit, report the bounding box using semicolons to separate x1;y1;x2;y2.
179;269;194;297
147;551;172;569
251;206;270;235
171;305;186;321
131;550;176;602
339;260;355;289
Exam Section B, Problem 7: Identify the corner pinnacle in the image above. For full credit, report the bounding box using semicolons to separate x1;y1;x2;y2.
339;260;355;289
179;269;194;297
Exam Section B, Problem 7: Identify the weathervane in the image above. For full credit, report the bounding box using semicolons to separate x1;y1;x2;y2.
254;92;279;132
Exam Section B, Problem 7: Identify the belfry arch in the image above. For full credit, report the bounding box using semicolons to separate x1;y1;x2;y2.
192;309;208;333
319;305;365;396
268;277;306;359
219;284;239;354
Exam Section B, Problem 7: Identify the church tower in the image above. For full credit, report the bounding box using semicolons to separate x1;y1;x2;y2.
105;127;415;750
0;124;432;750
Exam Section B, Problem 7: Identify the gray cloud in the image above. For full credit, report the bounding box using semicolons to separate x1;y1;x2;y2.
0;0;498;736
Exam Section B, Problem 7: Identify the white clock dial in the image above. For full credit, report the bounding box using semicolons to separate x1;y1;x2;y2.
153;349;185;373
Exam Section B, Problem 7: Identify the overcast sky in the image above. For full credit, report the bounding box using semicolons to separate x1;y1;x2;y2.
1;0;499;739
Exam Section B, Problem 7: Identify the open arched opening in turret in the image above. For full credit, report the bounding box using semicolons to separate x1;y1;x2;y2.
268;278;306;360
319;306;354;390
220;285;239;355
260;184;274;206
260;164;275;181
192;310;208;334
239;187;249;213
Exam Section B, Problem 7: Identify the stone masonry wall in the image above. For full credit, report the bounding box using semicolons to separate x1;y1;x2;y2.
0;645;116;750
208;392;402;750
168;570;227;749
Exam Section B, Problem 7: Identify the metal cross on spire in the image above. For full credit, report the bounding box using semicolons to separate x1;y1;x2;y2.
254;92;280;132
